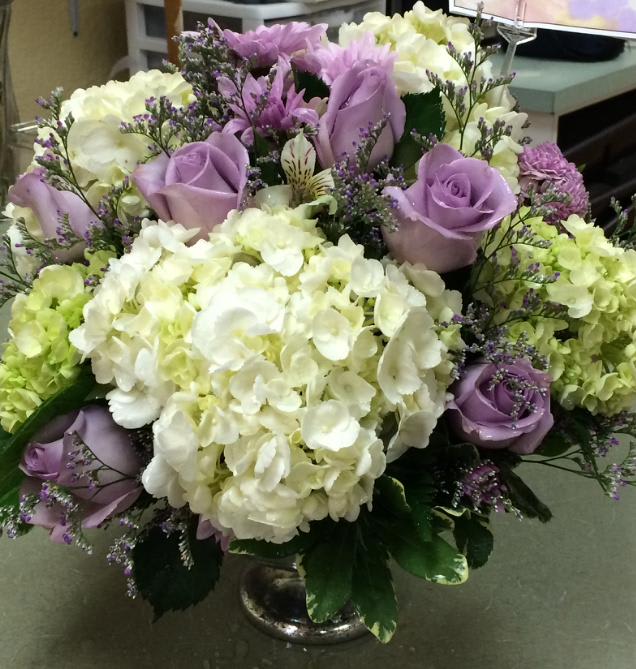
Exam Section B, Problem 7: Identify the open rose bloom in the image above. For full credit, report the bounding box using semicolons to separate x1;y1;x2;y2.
0;3;632;645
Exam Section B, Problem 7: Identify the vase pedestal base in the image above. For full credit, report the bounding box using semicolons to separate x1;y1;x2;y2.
239;562;368;645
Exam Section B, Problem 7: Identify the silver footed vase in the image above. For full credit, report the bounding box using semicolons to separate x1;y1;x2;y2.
239;559;368;644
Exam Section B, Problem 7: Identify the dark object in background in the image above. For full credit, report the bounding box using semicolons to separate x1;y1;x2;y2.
401;0;446;10
561;89;636;224
517;29;625;62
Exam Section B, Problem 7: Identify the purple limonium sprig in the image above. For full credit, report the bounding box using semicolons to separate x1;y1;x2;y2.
325;116;406;258
454;462;510;513
107;515;142;598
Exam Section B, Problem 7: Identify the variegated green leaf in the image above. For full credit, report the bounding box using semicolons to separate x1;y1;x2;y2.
299;522;356;624
351;538;397;643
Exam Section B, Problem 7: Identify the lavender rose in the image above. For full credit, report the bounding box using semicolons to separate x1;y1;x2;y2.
383;143;517;273
447;360;554;455
9;169;96;261
133;132;249;240
20;405;142;543
315;62;406;169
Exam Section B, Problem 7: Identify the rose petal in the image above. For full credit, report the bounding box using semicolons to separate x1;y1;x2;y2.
133;153;172;220
161;183;239;238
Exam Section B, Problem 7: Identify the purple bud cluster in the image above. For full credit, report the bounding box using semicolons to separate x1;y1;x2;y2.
454;462;510;513
107;525;140;598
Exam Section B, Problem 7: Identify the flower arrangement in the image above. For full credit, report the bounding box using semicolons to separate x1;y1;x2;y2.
0;3;634;643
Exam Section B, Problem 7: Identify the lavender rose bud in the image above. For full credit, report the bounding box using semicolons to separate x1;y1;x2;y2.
316;62;406;169
447;360;554;455
133;132;249;240
20;405;142;543
383;144;517;273
9;169;96;261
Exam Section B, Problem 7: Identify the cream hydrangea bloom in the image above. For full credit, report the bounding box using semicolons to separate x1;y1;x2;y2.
34;70;194;205
3;72;195;267
488;212;636;416
71;211;461;543
0;250;113;432
341;2;526;189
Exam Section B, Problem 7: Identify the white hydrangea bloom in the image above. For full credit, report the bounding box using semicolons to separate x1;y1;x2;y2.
341;2;527;189
71;210;461;543
35;70;194;200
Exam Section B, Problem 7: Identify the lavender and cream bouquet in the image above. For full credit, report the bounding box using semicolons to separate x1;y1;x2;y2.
0;4;634;643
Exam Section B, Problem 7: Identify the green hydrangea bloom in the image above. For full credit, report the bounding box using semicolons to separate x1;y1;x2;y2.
0;250;113;433
486;212;636;416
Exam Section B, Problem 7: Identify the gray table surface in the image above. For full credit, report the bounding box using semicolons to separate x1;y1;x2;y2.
0;460;634;669
494;47;636;115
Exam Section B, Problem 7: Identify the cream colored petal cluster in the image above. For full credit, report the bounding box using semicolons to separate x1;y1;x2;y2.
34;71;194;206
490;212;636;415
71;211;461;543
341;2;526;189
0;250;113;432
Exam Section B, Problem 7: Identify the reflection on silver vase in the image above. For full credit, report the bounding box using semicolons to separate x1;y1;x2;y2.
239;559;368;645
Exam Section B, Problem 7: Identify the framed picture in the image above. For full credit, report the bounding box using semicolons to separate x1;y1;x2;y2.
450;0;636;39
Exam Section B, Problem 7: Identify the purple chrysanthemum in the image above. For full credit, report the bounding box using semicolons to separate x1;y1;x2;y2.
223;22;327;68
297;33;396;86
519;143;590;224
218;59;319;145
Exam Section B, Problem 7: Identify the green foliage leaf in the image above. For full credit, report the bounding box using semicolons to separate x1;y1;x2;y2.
0;469;24;510
537;432;572;457
295;70;329;101
230;531;316;559
500;467;553;523
391;89;445;169
374;475;411;515
133;520;223;620
453;515;494;569
252;133;284;186
403;476;435;542
350;525;397;644
373;473;467;588
299;522;356;624
384;516;468;585
0;368;95;499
